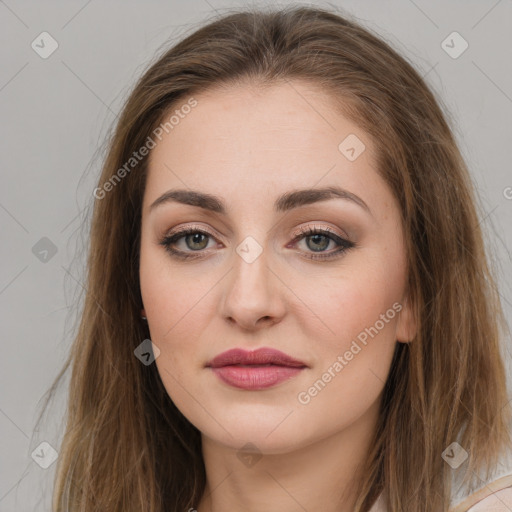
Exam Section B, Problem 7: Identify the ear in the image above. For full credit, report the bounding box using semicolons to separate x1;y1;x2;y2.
395;295;417;343
141;308;146;317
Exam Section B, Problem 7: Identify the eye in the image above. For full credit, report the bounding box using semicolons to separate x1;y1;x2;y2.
158;224;355;261
159;226;218;260
289;225;355;261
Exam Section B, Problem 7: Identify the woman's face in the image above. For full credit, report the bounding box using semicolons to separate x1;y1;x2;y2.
139;80;415;454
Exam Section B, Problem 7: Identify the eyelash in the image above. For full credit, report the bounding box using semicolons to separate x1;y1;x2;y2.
158;224;355;261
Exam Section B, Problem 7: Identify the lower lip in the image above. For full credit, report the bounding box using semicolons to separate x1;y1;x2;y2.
209;365;305;390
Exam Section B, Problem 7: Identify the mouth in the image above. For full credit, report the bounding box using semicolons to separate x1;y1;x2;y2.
227;363;287;367
205;347;308;369
205;347;308;390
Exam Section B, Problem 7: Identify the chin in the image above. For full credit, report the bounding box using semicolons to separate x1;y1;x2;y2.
200;417;315;456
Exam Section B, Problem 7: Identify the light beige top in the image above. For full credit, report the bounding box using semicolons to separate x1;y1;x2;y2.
450;475;512;512
368;438;512;511
368;475;512;511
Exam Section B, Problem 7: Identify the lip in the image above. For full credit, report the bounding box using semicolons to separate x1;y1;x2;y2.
206;347;307;368
205;347;308;390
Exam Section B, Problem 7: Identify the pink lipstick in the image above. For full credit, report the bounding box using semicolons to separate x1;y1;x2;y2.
205;347;307;390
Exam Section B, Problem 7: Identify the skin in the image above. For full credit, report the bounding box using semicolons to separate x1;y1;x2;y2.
139;80;416;512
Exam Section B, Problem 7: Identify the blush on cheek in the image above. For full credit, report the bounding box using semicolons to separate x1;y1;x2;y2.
332;301;401;360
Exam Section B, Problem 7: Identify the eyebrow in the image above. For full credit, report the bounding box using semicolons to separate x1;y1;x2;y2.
149;186;371;216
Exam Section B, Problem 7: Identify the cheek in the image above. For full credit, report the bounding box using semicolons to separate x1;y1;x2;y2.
140;243;202;334
139;248;217;374
140;258;215;414
292;272;402;426
291;260;404;357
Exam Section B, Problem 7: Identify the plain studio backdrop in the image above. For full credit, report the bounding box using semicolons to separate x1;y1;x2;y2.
0;1;511;510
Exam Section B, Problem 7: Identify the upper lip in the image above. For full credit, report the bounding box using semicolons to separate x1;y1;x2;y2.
206;347;308;368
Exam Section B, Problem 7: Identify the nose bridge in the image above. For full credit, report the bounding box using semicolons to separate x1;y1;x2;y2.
220;234;283;328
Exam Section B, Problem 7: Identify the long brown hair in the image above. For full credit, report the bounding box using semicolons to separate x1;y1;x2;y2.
38;5;511;511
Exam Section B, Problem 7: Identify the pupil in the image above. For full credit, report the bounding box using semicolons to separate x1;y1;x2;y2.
188;233;207;250
308;234;328;252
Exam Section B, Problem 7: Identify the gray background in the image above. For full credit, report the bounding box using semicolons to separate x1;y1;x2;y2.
1;0;511;510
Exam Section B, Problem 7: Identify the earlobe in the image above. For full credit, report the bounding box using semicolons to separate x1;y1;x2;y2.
396;296;417;343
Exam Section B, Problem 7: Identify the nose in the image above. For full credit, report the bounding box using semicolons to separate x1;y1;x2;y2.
219;243;286;331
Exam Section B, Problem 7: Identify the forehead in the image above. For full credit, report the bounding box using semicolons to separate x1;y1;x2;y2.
151;79;369;155
143;80;388;217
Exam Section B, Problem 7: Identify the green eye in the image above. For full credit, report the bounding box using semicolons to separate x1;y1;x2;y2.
159;226;355;261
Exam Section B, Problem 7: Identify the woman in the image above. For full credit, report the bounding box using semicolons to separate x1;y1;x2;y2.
44;5;512;511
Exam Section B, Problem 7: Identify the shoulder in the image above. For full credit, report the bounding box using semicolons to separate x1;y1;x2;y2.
464;486;512;511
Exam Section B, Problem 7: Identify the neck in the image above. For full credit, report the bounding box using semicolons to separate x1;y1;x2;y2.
195;397;380;512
